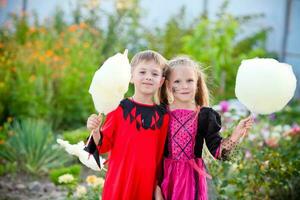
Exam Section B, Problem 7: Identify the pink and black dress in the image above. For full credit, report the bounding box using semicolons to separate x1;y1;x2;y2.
161;107;226;200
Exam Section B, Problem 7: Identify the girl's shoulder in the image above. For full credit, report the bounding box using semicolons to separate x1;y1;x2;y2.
199;106;220;117
198;106;222;133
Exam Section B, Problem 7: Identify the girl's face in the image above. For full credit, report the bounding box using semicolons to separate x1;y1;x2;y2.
131;61;165;96
167;65;197;103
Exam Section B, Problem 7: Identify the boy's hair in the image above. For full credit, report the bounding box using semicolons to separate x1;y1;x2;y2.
130;50;169;104
160;56;210;107
130;50;168;74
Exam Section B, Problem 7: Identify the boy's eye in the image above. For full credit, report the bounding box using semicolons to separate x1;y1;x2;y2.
139;71;146;74
187;79;194;82
152;73;159;76
174;80;180;83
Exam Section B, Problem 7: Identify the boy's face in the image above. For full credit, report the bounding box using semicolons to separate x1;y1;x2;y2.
131;61;165;96
167;65;197;103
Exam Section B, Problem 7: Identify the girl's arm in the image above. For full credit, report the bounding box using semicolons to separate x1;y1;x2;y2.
199;107;253;161
217;116;254;160
154;185;164;200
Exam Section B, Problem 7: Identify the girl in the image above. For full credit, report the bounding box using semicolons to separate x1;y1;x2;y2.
159;56;253;200
86;50;169;200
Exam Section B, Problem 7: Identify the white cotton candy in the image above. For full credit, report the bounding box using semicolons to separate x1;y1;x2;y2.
89;50;131;114
235;58;297;115
57;139;105;171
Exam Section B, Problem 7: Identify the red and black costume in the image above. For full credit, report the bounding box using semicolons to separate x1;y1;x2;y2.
86;98;169;200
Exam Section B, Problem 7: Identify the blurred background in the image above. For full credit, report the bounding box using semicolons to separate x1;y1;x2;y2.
0;0;299;199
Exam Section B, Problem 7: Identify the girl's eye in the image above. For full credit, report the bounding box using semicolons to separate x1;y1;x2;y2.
187;79;194;82
152;73;159;76
139;71;146;74
174;80;180;83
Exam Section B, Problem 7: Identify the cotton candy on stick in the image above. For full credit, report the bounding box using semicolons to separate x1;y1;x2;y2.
89;49;131;114
84;49;131;170
235;58;297;115
58;50;131;171
87;49;131;145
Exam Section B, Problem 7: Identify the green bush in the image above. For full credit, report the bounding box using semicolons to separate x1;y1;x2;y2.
0;2;143;130
0;119;71;175
0;162;17;176
49;164;81;185
207;100;300;199
63;128;90;144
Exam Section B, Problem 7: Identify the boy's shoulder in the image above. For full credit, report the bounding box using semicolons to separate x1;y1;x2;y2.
118;98;168;130
119;98;168;114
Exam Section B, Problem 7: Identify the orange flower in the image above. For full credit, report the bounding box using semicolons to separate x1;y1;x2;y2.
79;22;87;29
64;48;70;53
68;25;78;32
29;27;36;34
29;75;36;82
0;139;5;145
53;55;60;62
39;55;46;62
0;43;4;48
45;50;54;57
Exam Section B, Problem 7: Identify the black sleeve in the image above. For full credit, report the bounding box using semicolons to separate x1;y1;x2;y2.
201;107;223;157
83;133;102;169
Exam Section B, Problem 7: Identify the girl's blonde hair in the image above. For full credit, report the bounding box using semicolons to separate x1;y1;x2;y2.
160;56;210;107
130;50;169;104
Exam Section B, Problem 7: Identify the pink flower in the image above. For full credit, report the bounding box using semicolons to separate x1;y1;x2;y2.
268;113;276;121
265;137;279;148
219;101;230;113
292;124;300;133
245;150;252;159
283;124;300;137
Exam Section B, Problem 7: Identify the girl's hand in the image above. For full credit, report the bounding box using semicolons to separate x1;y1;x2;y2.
154;185;164;200
231;115;254;141
87;114;102;131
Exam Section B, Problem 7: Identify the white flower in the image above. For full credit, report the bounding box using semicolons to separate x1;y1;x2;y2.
58;174;74;184
283;125;291;132
247;133;257;141
273;125;283;133
93;177;105;188
261;128;270;140
86;175;105;188
75;185;87;198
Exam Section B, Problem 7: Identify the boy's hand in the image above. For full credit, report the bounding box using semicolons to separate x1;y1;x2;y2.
232;115;254;141
154;185;164;200
87;114;102;131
